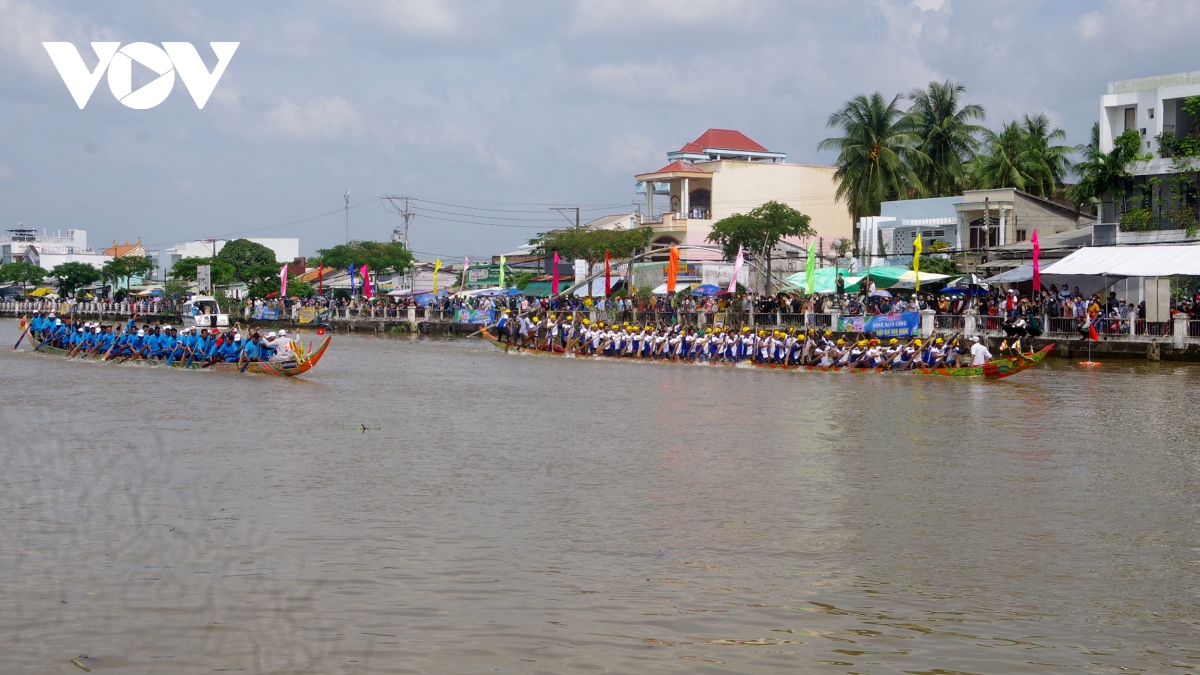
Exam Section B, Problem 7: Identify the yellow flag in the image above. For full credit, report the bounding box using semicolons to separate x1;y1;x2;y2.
913;234;922;291
433;258;442;293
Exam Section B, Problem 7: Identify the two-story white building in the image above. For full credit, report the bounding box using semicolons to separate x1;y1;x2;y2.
1100;70;1200;175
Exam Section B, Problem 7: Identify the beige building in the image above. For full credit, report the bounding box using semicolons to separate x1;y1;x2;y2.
634;129;851;262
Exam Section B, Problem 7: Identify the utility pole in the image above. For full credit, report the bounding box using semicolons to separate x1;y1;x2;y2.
381;195;414;247
344;189;350;244
549;206;581;229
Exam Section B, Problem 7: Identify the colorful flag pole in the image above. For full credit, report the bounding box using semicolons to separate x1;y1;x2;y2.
279;264;288;297
433;258;442;293
604;250;611;295
667;246;679;293
360;264;372;299
728;244;743;293
912;234;923;291
804;240;816;294
1031;229;1041;293
499;255;506;288
551;252;560;295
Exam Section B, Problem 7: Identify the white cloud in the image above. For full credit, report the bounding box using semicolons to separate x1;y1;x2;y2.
269;96;362;139
367;0;460;38
912;0;949;11
1076;11;1102;39
571;0;752;33
0;0;63;74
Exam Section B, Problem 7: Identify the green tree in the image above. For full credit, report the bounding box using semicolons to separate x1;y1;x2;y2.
819;92;926;242
528;226;655;270
49;261;101;298
313;240;413;274
907;80;986;197
101;255;155;294
910;255;961;276
1072;128;1145;223
217;239;279;282
0;261;46;295
170;256;236;287
967;115;1072;198
247;276;314;299
706;201;814;294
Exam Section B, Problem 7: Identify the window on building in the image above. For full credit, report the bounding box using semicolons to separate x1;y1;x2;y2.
1149;108;1155;119
1016;229;1027;242
1125;107;1137;132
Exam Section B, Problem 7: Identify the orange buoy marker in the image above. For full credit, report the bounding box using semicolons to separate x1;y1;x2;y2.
1079;361;1102;367
317;327;325;335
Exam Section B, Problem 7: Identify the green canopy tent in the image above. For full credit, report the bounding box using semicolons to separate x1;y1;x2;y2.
783;266;865;294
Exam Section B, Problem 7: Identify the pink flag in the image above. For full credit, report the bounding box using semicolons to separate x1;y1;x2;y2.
551;251;561;295
1031;229;1041;292
727;244;744;293
279;264;288;297
360;264;372;299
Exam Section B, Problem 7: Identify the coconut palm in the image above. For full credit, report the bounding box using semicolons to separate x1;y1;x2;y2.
967;121;1053;195
1072;127;1142;222
907;80;986;197
818;92;926;241
1019;113;1073;196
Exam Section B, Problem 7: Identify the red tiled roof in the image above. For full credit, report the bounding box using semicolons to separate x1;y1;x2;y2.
681;128;769;153
653;159;707;174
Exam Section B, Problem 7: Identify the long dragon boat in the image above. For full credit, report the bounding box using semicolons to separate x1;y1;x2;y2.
23;333;332;377
480;328;1052;380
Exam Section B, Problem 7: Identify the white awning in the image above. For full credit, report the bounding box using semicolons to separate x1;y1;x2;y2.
983;263;1033;285
1041;245;1200;276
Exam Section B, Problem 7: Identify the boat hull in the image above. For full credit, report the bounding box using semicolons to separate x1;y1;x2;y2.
24;334;332;377
480;330;1052;380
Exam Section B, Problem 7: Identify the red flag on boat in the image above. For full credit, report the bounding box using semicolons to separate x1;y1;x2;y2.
604;250;611;295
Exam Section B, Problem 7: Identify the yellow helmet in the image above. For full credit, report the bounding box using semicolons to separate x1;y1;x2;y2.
889;338;898;345
836;339;845;345
935;337;944;344
532;316;539;322
857;340;867;347
583;319;590;325
914;339;923;347
742;327;751;332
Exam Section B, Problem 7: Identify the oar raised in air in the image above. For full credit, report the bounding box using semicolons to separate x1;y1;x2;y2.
13;318;30;350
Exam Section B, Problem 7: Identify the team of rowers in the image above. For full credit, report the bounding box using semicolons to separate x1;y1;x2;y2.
25;312;299;365
493;312;997;369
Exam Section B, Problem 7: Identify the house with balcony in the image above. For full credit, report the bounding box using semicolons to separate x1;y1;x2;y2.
1099;71;1200;236
634;129;851;263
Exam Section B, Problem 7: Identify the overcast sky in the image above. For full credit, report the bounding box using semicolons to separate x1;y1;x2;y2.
1;0;1197;261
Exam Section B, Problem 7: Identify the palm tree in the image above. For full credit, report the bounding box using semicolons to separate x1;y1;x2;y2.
1072;126;1143;223
907;80;986;197
1019;113;1072;196
968;121;1053;195
819;92;926;247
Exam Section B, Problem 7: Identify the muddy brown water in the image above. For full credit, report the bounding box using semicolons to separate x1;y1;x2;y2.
1;321;1197;674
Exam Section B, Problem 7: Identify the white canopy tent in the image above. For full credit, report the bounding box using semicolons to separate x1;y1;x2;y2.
983;264;1033;285
650;282;692;295
1041;245;1200;297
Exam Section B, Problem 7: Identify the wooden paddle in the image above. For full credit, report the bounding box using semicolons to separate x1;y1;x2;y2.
13;317;30;350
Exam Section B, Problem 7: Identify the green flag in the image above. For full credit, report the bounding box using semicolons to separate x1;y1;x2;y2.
499;255;506;287
804;240;816;294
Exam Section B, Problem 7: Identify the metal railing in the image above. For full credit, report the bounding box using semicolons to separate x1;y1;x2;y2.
935;314;964;330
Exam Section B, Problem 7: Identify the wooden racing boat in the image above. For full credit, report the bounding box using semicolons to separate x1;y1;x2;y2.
480;329;1052;380
24;334;332;377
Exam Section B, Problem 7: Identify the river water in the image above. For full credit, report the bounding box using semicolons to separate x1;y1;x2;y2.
1;319;1198;674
